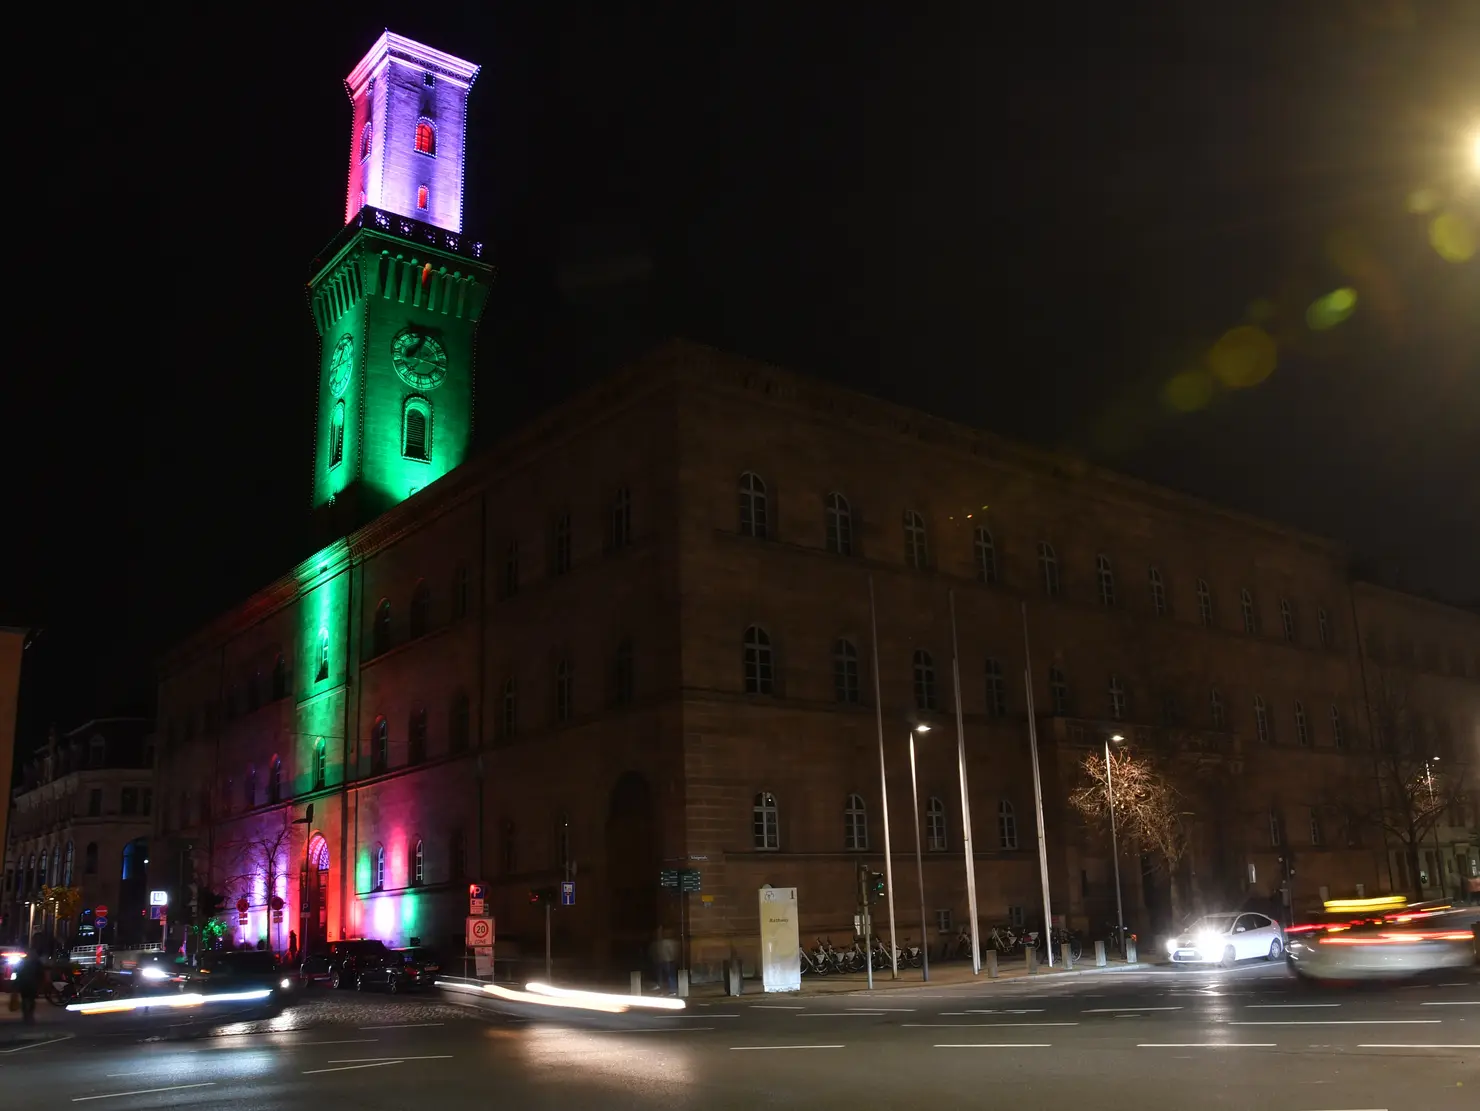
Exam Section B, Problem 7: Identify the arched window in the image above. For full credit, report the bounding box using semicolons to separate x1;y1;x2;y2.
372;716;389;773
984;657;1007;717
408;707;428;763
1280;598;1296;642
1108;674;1127;721
271;653;288;700
844;793;868;851
833;638;860;704
1048;665;1070;715
753;792;779;850
412;838;425;885
373;844;386;891
926;796;947;852
414;117;436;155
330;400;345;468
903;510;928;569
268;757;283;804
501;678;517;739
63;840;74;885
610;486;632;549
409;579;431;638
1241;588;1258;634
555;659;574;722
449;690;470;752
1309;809;1323;846
453;563;470;619
1294;700;1309;746
1330;704;1345;748
1148;566;1166;616
1268;809;1282;847
997;801;1018;850
416;184;429;210
313;738;326;789
743;626;774;695
739;472;768;538
1196;578;1213;627
1038;542;1060;597
1317;607;1331;648
913;649;937;711
359;122;372;162
373;599;392;656
402;398;431;461
974;526;997;584
612;637;634;706
1254;695;1271;744
1210;687;1226;729
1096;553;1116;607
825;492;853;556
316;628;330;682
84;842;99;874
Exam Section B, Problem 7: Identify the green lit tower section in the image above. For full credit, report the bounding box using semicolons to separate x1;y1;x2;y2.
308;33;492;526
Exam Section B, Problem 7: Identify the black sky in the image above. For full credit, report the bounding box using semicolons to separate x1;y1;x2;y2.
5;1;1478;745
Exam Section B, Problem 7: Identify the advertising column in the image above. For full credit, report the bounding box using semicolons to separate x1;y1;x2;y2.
758;886;801;993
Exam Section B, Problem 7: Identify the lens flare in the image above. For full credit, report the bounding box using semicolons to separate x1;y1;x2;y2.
1208;326;1277;389
1429;210;1475;263
1305;287;1359;331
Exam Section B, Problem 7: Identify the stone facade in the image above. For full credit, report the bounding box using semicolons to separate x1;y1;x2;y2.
153;343;1480;976
2;719;155;948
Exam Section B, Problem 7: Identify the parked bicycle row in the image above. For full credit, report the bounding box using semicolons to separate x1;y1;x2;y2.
801;920;1136;973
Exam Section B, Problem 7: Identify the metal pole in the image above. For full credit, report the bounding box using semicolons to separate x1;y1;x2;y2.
908;732;931;981
868;576;899;979
545;903;552;982
1022;601;1054;966
1106;738;1124;945
948;590;981;975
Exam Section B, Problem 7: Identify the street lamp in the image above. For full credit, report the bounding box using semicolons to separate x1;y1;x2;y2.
907;723;933;982
1105;733;1126;950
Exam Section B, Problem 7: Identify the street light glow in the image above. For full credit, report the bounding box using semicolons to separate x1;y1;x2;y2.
1470;126;1480;171
1110;733;1124;743
914;723;931;733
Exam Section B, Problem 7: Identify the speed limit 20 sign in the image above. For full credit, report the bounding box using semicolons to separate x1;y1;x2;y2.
465;915;494;947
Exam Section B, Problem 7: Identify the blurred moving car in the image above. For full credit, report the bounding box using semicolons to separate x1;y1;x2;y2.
299;938;393;989
1285;897;1479;982
183;950;298;997
355;946;443;994
1165;911;1285;965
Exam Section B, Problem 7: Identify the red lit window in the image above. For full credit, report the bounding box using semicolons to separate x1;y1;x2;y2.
417;185;428;210
415;119;435;155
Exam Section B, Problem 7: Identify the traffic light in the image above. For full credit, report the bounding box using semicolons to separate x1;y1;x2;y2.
195;888;226;924
1278;854;1296;879
869;872;885;904
856;862;869;907
529;886;558;906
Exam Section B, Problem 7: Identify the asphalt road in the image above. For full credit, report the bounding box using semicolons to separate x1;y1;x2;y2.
3;962;1476;1110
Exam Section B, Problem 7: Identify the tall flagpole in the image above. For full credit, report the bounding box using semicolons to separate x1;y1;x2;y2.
1022;600;1054;966
949;590;981;975
869;576;899;978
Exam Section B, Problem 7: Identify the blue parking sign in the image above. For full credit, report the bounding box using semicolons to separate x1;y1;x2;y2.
560;881;575;906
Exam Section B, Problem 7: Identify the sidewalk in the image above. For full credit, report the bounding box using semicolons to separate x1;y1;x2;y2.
0;999;76;1048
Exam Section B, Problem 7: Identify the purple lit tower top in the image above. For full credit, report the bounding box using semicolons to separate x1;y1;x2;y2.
344;31;480;233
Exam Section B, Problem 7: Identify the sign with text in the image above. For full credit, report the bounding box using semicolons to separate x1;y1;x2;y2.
560;881;575;906
758;886;801;993
473;947;494;978
149;890;169;907
679;869;701;893
466;915;494;947
469;883;486;915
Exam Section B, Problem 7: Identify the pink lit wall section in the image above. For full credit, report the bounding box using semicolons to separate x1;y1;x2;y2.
344;32;480;232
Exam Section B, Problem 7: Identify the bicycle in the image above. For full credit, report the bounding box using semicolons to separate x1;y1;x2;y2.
1035;926;1084;963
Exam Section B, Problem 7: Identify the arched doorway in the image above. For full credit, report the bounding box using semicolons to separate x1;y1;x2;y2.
302;834;330;952
605;771;659;966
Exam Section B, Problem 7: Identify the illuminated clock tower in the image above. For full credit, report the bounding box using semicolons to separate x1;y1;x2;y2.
308;31;493;527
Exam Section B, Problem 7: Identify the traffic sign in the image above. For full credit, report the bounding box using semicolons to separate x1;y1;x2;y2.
470;898;486;915
271;909;283;923
95;905;109;917
149;890;168;907
238;912;248;925
236;897;249;913
659;869;678;888
560;880;574;906
95;916;108;931
679;869;701;893
465;915;494;947
269;895;284;911
468;882;486;900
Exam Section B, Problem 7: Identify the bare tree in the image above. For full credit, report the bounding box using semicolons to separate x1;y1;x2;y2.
1352;667;1472;899
1070;746;1193;917
212;823;295;948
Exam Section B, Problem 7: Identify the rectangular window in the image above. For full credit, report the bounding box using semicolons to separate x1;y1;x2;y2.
935;908;952;934
1007;904;1025;929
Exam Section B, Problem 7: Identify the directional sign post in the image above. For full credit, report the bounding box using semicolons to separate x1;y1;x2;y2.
560;880;575;906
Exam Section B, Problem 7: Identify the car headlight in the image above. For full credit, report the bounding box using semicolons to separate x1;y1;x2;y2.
279;978;292;989
140;966;169;981
1165;939;1180;955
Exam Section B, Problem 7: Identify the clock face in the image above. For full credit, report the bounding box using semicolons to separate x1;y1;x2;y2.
391;329;449;390
327;334;355;397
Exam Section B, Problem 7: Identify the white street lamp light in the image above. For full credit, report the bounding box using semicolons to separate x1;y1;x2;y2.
908;724;932;982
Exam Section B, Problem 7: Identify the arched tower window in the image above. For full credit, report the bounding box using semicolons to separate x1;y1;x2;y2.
313;738;327;789
825;492;853;556
415;118;436;155
372;716;389;773
417;184;429;210
402;398;431;461
316;628;329;682
373;844;386;891
412;839;425;885
373;599;392;655
330;400;345;468
742;626;774;694
359;122;372;162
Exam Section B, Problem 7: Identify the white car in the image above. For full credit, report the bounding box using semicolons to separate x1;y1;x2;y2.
1165;912;1285;966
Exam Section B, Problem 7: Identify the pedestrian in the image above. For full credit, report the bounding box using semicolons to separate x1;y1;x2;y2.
650;928;679;994
288;930;298;963
13;943;44;1025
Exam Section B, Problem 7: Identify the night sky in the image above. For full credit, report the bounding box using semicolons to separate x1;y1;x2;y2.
5;1;1477;751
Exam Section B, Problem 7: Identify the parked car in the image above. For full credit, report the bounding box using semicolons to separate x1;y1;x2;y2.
182;950;297;997
302;939;393;989
1164;911;1285;966
356;946;444;994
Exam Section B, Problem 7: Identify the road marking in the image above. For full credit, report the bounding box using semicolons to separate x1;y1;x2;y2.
1419;1001;1480;1006
798;1012;886;1017
73;1083;216;1102
904;1022;1079;1028
287;1039;381;1045
934;1043;1052;1048
585;1027;716;1033
848;1006;915;1012
659;1013;737;1018
751;1005;805;1010
1083;1006;1181;1013
729;1045;846;1051
1136;1043;1276;1049
302;1061;404;1075
1357;1044;1480;1050
1230;1020;1440;1026
1245;1003;1340;1009
356;1022;445;1030
1;1034;74;1054
327;1056;454;1063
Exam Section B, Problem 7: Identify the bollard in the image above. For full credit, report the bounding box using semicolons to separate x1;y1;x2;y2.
726;959;743;996
1061;941;1073;970
1125;938;1137;964
677;969;690;998
1026;946;1039;974
985;949;999;979
1094;940;1106;967
630;970;643;995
